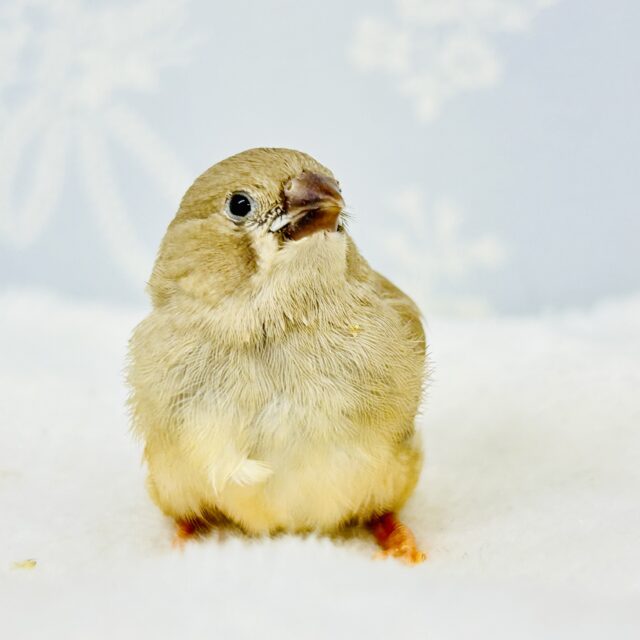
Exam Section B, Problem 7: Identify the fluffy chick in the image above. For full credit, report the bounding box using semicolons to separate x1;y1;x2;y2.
128;148;427;563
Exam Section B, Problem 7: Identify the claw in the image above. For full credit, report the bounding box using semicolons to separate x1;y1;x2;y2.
369;512;426;565
172;519;198;549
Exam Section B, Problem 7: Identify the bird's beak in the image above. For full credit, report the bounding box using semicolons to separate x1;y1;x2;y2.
269;171;345;241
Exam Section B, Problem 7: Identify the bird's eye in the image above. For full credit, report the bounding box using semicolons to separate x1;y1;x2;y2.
226;192;254;222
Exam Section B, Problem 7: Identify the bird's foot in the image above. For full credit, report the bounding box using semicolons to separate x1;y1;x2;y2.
172;518;205;549
369;512;426;565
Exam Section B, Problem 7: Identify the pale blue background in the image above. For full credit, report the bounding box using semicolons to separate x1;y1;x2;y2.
1;0;638;314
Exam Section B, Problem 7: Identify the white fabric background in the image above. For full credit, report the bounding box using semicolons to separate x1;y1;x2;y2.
1;290;639;638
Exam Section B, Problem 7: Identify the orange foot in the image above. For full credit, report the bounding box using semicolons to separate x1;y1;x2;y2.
369;512;426;565
172;517;207;549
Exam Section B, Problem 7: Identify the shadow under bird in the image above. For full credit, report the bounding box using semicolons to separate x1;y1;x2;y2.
127;148;427;563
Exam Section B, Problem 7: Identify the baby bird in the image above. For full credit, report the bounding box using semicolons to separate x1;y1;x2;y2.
127;148;427;563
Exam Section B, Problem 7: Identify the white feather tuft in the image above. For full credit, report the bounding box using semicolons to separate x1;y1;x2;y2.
230;458;274;487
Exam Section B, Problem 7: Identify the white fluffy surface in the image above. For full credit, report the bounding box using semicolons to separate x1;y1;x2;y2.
1;290;639;639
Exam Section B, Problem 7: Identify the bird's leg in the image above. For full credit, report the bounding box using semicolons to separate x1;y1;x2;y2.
172;517;205;549
368;512;426;564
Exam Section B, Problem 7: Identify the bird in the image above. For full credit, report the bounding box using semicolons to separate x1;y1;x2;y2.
127;147;427;563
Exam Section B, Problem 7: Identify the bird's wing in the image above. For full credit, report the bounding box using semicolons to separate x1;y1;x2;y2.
372;271;426;357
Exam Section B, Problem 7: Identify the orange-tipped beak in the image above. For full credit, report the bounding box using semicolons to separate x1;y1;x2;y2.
271;171;344;241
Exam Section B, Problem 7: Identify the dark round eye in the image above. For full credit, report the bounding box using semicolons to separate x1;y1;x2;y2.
227;192;253;221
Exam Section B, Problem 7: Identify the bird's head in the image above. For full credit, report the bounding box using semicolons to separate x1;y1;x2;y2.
178;147;345;241
149;148;358;311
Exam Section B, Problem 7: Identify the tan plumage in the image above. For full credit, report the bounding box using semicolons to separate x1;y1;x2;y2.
127;148;426;560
